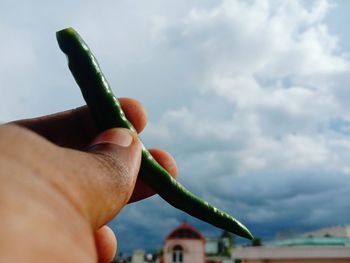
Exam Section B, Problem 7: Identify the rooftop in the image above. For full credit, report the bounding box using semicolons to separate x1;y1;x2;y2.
273;236;350;247
166;223;205;241
233;246;350;260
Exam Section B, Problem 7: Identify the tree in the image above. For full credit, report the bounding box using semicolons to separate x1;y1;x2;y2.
219;230;235;256
251;238;262;246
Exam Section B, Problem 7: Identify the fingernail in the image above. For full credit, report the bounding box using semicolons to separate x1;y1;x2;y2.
91;128;134;147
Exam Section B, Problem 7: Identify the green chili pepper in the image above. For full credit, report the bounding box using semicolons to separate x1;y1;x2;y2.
56;27;253;240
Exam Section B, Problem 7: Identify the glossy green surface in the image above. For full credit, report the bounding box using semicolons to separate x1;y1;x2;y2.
56;27;253;240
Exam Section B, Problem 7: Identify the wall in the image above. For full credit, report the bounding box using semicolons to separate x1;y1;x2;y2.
131;250;145;263
164;239;204;263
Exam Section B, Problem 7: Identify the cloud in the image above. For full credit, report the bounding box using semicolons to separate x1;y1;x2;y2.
1;0;350;254
138;0;350;244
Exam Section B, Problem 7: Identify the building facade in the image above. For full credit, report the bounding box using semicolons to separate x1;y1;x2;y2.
232;225;350;263
163;223;206;263
232;246;350;263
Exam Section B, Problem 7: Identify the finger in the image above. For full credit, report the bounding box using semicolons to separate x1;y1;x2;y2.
57;128;142;229
94;226;117;263
13;97;147;149
85;128;142;226
129;148;178;203
119;98;147;133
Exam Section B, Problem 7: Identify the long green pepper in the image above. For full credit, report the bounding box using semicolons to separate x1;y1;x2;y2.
56;27;253;240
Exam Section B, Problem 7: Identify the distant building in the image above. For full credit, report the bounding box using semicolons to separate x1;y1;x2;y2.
205;236;231;255
126;225;350;263
162;223;206;263
206;237;220;255
132;250;146;263
232;246;350;263
159;223;234;263
232;225;350;263
302;225;350;238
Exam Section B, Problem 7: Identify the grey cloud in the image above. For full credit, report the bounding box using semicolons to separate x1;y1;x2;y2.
110;197;189;253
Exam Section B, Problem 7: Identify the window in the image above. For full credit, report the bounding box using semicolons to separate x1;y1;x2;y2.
172;245;183;263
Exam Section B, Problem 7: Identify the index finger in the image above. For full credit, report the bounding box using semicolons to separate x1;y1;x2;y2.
13;98;147;150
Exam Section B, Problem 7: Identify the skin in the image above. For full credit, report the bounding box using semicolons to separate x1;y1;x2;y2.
0;98;177;263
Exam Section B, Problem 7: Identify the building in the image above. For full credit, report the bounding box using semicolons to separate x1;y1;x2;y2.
232;225;350;263
206;235;232;256
159;223;234;263
162;223;206;263
302;225;350;238
125;224;350;263
131;250;146;263
232;246;350;263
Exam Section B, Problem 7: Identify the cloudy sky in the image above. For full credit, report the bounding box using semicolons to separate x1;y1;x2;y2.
1;0;350;254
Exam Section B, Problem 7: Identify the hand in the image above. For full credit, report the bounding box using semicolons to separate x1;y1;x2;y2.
14;98;178;202
0;98;177;263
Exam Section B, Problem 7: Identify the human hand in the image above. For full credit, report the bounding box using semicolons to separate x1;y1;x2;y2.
14;98;178;202
0;98;177;262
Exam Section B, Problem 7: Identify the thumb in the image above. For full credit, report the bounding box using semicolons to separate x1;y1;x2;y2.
85;128;142;227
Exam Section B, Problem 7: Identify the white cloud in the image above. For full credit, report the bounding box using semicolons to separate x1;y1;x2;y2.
143;0;350;240
2;0;350;252
146;0;349;174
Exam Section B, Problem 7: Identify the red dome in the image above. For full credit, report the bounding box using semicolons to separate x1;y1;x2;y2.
166;223;205;241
